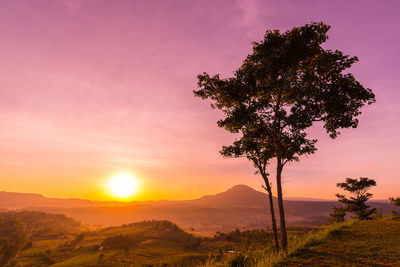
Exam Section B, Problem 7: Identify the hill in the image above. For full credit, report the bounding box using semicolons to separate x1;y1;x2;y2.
0;211;83;240
192;184;268;207
0;211;206;266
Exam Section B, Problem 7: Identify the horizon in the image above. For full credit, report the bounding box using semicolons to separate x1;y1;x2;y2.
0;184;390;203
1;0;399;202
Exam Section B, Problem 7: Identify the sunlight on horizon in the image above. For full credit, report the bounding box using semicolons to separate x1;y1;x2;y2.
106;172;140;200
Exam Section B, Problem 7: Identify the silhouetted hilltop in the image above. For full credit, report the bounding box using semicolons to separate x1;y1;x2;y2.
194;184;270;207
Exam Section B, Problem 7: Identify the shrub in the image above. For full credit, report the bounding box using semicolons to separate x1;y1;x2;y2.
329;206;346;223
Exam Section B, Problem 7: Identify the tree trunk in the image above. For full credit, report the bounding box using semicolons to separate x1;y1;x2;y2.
276;159;288;250
263;180;280;252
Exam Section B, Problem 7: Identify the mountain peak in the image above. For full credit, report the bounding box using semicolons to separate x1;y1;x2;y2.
196;184;268;207
227;184;258;192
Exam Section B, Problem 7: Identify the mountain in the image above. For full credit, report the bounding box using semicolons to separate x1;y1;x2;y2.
1;185;397;234
0;191;97;209
192;184;269;207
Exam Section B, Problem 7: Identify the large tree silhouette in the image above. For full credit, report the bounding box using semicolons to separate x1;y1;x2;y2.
194;22;375;250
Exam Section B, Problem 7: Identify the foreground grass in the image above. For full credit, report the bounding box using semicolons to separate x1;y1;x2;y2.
284;219;400;266
202;219;400;267
201;220;356;267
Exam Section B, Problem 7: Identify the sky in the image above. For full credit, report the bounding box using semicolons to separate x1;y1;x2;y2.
0;0;399;201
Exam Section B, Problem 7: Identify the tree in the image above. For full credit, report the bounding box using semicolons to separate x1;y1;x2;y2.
389;197;400;206
194;22;375;250
336;177;377;220
372;207;383;219
388;197;400;218
220;127;280;251
0;216;26;265
329;205;346;223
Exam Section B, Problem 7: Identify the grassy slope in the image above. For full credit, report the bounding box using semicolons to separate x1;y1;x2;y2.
201;219;400;267
284;219;400;266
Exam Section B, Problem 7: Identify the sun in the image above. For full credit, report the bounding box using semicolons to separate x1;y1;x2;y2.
107;172;139;199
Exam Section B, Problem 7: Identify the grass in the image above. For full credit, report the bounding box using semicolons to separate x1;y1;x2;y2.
201;220;356;267
283;219;400;266
201;218;400;267
50;251;118;267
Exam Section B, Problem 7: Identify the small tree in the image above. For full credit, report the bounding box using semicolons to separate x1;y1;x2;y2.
388;197;400;218
390;210;399;218
372;207;383;219
329;205;346;223
389;197;400;206
336;177;376;220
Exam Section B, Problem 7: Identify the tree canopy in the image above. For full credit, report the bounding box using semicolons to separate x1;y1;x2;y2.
389;197;400;207
195;22;375;146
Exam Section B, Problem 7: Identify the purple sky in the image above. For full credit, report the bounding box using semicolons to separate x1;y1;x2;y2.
0;0;399;200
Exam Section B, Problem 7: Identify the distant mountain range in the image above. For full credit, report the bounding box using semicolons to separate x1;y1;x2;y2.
0;185;396;233
0;191;149;209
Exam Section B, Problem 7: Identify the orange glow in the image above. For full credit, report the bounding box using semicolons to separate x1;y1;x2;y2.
0;0;399;202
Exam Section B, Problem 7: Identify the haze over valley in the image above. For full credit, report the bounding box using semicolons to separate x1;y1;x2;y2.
1;185;397;234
